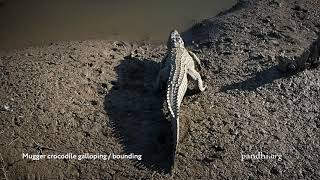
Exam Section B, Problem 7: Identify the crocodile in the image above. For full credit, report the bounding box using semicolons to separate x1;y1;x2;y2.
155;30;206;166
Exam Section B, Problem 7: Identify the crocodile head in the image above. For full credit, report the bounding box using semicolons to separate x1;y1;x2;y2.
167;30;184;49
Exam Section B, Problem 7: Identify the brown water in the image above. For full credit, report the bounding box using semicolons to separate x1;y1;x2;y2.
0;0;236;49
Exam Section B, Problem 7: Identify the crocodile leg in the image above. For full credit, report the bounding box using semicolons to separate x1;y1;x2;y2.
155;65;170;90
188;51;202;68
187;68;206;91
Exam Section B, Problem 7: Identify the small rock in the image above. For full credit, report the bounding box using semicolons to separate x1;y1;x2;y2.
262;17;271;24
249;51;265;59
13;116;24;126
90;100;98;106
214;144;225;152
257;164;269;175
270;166;280;175
267;55;276;62
88;55;95;61
129;49;140;58
3;105;10;111
97;86;107;95
292;5;308;13
268;30;284;39
59;108;66;114
229;128;239;136
223;37;233;43
269;0;281;7
69;55;76;61
270;40;280;46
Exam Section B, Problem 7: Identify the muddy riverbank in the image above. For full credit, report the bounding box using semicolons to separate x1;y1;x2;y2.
1;0;320;179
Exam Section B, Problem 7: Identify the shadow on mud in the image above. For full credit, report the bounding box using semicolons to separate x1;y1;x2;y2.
104;56;173;173
221;66;286;91
222;34;320;92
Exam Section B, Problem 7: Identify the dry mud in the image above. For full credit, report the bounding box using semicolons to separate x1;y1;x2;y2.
1;0;320;179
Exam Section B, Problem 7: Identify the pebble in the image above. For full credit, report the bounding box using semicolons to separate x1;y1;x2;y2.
3;105;10;111
249;51;265;59
270;40;280;46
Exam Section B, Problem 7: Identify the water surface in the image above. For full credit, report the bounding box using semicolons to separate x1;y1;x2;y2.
0;0;236;49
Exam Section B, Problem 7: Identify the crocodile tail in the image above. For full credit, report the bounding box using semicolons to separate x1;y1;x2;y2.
172;115;179;155
170;115;179;169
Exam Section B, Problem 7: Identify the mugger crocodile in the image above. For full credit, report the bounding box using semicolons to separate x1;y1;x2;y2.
155;30;206;168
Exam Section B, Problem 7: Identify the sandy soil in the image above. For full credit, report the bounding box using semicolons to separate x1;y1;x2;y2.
1;0;320;179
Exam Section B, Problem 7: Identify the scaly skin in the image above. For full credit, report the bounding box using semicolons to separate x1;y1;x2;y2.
156;30;206;167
